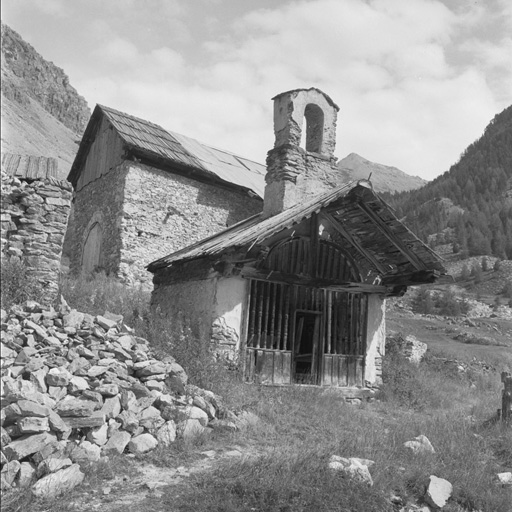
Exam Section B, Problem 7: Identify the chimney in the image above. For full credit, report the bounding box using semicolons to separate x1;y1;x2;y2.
262;88;340;218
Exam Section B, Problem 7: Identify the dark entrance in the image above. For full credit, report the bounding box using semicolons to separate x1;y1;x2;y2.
294;311;321;384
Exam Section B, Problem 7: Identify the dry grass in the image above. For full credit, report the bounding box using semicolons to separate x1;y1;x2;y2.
3;274;510;511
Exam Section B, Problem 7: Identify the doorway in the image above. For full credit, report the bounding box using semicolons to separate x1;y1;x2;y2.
294;311;322;384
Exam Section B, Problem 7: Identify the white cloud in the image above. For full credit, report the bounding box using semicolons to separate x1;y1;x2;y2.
38;0;511;180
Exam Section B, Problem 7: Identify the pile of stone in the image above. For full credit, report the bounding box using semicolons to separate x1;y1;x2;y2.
1;299;237;497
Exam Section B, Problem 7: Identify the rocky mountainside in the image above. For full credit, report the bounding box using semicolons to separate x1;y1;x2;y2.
337;153;427;193
1;23;90;179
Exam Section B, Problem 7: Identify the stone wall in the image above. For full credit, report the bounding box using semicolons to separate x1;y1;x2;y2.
66;161;262;287
119;162;262;286
0;170;72;302
65;164;127;277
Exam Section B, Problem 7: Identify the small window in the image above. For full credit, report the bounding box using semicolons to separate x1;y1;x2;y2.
301;103;324;153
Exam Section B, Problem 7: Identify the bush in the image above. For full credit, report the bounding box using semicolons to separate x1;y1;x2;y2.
411;288;469;317
471;262;483;283
493;259;502;272
59;272;151;328
459;264;471;281
0;256;44;308
411;288;435;314
437;289;470;316
381;351;431;410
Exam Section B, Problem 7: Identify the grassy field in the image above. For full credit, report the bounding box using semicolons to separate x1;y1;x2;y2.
2;273;511;512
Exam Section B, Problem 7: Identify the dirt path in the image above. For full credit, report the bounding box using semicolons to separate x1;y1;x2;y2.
65;445;259;512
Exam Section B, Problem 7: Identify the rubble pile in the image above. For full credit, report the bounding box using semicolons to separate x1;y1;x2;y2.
0;299;237;497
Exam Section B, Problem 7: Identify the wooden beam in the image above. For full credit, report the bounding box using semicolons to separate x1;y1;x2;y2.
381;269;440;287
320;213;388;274
241;267;389;294
355;201;427;271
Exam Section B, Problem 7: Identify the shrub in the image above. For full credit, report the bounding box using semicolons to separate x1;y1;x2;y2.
437;289;470;316
59;272;151;327
411;288;435;314
471;262;483;283
381;351;431;410
481;256;489;272
459;264;470;281
493;259;502;272
0;256;44;308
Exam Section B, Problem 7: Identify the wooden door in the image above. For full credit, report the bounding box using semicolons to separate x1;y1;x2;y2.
82;223;102;273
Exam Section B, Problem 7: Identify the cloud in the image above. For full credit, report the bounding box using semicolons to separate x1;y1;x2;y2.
62;0;511;179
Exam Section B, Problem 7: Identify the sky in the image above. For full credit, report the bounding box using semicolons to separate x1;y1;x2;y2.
2;0;511;181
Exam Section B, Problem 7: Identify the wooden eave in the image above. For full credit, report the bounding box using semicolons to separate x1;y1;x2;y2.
67;105;104;187
149;181;448;289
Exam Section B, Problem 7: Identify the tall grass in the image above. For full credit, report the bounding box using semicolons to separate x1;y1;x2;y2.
5;272;510;512
0;256;45;308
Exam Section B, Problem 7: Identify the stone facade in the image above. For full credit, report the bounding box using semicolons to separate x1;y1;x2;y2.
66;161;261;287
1;170;72;301
66;164;127;277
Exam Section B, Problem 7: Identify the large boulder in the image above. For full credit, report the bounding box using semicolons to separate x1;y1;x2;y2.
424;475;452;509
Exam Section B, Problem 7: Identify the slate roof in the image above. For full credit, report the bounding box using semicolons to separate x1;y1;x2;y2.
2;153;58;180
147;180;448;286
68;105;265;198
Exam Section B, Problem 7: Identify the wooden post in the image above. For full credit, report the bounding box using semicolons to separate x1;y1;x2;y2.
502;372;512;423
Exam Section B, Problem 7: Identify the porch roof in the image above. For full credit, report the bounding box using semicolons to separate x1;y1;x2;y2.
147;180;448;286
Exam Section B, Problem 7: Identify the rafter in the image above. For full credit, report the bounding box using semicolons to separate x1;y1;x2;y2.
355;201;427;271
320;213;388;274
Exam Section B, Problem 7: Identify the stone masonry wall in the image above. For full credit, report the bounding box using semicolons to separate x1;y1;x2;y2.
65;164;127;277
1;170;72;302
120;163;262;287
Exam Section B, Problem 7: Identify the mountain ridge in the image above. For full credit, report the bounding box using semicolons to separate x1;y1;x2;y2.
337;152;427;193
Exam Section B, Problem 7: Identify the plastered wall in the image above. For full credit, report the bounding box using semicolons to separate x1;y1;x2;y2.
364;294;386;387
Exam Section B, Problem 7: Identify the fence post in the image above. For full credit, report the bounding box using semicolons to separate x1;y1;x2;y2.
502;372;512;423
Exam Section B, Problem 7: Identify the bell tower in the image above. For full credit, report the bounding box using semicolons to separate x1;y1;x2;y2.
263;88;340;218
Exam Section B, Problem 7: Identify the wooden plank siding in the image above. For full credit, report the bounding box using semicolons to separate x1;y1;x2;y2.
245;278;367;387
76;118;125;192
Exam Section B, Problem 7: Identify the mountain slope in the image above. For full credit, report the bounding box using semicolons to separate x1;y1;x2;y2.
337;153;426;193
383;105;512;259
1;23;90;178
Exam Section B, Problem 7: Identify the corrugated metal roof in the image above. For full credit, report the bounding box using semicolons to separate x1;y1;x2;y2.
169;132;266;198
98;105;266;198
147;181;447;282
1;153;58;180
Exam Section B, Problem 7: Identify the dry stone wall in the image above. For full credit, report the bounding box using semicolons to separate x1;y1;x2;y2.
1;170;72;302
